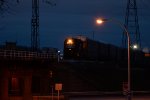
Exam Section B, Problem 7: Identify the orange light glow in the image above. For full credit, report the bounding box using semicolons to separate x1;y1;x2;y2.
96;19;104;24
145;53;150;57
67;39;73;45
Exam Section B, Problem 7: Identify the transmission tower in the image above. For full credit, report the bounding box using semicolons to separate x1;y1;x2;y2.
31;0;56;51
31;0;39;51
122;0;141;48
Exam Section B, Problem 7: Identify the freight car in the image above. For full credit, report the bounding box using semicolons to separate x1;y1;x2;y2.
63;36;145;64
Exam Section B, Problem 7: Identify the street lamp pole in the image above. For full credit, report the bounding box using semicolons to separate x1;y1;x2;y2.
96;18;131;100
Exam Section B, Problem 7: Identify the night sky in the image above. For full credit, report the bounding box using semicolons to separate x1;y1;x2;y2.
0;0;150;52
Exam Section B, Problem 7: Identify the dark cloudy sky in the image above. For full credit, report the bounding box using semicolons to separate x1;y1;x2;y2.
0;0;150;51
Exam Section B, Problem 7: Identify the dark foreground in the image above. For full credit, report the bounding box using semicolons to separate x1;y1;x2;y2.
1;59;150;100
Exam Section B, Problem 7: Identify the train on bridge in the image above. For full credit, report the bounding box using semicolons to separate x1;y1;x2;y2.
63;36;149;66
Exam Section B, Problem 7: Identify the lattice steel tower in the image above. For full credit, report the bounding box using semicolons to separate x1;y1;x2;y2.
31;0;39;51
122;0;141;48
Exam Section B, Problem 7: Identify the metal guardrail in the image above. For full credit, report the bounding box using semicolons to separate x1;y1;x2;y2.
0;50;58;60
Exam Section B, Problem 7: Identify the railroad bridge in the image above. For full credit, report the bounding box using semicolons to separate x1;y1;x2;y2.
0;42;61;100
1;43;150;100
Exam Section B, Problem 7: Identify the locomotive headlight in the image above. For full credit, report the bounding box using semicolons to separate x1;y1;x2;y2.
67;39;74;45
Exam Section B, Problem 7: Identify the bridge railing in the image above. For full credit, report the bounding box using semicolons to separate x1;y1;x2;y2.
0;49;58;60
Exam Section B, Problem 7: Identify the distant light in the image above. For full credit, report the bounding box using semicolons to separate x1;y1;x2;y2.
145;53;150;57
133;44;138;49
67;39;73;45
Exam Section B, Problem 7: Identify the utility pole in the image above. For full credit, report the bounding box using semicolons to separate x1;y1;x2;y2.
122;0;141;48
122;1;141;99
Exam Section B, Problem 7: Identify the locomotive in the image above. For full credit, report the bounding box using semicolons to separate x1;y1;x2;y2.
63;36;145;64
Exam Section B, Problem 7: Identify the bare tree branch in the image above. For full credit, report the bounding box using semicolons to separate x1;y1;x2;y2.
0;0;19;15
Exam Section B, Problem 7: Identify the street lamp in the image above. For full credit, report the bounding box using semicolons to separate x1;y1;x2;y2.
96;18;131;100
